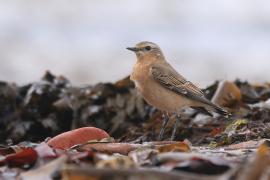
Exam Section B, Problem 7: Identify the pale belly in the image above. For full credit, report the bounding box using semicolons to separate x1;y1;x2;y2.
134;78;193;113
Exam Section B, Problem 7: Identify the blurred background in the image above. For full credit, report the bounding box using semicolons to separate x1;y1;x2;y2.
0;0;270;87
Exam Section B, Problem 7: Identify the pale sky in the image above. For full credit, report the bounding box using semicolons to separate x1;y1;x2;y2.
0;0;270;86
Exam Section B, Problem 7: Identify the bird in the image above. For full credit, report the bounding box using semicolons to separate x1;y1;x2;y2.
127;41;229;140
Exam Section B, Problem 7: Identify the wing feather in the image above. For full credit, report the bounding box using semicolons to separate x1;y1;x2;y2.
150;64;204;95
150;64;221;108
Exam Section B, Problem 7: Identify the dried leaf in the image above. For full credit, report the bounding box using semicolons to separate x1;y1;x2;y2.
129;147;158;166
96;156;135;169
79;143;142;155
47;127;109;149
4;148;38;168
225;139;270;150
235;144;270;180
21;155;67;180
157;142;190;153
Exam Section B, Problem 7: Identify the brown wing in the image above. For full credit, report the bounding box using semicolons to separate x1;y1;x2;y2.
150;64;228;116
150;64;205;99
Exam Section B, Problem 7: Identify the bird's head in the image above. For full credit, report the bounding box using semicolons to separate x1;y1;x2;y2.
127;41;164;61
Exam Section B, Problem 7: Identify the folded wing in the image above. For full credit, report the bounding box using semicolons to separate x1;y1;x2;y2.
150;64;229;116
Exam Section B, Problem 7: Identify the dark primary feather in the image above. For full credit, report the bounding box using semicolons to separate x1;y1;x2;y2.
150;64;229;116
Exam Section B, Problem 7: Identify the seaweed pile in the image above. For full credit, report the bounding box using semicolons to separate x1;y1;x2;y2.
1;71;270;145
1;71;270;179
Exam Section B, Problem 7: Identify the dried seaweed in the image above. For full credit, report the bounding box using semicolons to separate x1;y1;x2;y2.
1;71;270;179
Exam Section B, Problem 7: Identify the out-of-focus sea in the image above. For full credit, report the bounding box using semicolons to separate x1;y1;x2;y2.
0;0;270;87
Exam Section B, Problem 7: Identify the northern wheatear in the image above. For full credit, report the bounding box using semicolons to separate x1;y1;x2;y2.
127;41;229;140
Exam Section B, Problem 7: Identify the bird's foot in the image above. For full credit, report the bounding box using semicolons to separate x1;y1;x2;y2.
158;112;169;140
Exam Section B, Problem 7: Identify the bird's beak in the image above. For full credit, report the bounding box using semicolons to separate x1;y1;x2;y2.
126;47;139;52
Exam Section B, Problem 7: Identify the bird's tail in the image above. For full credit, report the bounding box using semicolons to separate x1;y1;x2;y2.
203;99;230;117
213;105;231;117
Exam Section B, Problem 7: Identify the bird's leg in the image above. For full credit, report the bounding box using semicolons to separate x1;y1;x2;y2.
158;112;169;140
171;114;181;141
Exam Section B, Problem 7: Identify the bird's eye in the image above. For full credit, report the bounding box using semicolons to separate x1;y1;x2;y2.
145;46;151;51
